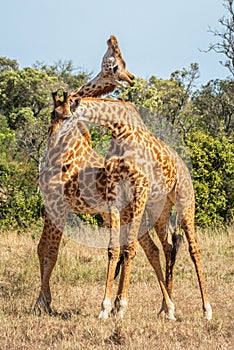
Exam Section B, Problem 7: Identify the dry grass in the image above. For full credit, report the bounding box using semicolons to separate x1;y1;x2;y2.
0;227;233;350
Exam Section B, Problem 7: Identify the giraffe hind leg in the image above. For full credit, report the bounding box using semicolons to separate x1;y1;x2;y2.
152;198;176;298
138;230;176;321
181;203;212;320
149;197;183;318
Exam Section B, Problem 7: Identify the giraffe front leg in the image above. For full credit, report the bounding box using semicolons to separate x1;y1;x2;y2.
99;205;120;319
32;215;63;315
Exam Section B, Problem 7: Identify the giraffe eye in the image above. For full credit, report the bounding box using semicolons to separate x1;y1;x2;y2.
113;65;118;74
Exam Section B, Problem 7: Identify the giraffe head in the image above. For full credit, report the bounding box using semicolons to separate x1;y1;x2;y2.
50;36;135;132
102;35;134;87
51;91;73;119
48;91;72;135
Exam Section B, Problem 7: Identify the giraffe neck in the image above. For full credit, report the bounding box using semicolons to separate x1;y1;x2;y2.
43;118;104;176
75;98;147;139
72;73;117;99
51;74;117;142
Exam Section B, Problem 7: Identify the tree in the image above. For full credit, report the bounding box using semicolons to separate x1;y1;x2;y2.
0;58;93;229
192;79;234;137
14;108;50;165
0;67;64;128
119;63;200;137
0;57;18;73
0;115;16;159
185;129;234;226
0;158;44;229
0;114;43;229
33;60;90;89
118;68;234;227
206;0;234;77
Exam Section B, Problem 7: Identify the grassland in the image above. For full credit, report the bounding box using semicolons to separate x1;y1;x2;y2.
0;225;233;349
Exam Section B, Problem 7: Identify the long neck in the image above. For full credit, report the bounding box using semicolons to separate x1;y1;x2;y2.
75;98;147;138
66;72;118;143
52;72;118;143
44;119;104;173
72;72;117;99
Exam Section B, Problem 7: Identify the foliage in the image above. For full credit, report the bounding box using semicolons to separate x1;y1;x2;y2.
14;107;50;165
0;67;64;128
0;53;233;229
119;69;234;227
0;57;19;73
0;158;43;229
0;112;43;229
192;79;234;137
33;60;90;89
0;58;87;230
185;130;234;226
119;63;200;137
0;115;16;159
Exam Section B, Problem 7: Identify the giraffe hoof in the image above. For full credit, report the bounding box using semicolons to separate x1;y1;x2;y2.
32;298;52;316
166;304;177;321
158;309;177;321
203;303;212;320
98;299;112;319
31;305;41;316
165;312;177;321
111;298;127;318
158;301;176;321
98;310;109;319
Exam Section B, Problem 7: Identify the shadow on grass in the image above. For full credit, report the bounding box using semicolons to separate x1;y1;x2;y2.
105;324;126;346
51;308;82;320
28;306;82;321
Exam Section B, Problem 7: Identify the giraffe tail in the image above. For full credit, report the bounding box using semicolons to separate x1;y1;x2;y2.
171;230;184;265
114;254;124;279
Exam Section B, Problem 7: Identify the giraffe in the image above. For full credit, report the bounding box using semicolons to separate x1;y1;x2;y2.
33;35;134;315
54;95;213;321
35;35;183;321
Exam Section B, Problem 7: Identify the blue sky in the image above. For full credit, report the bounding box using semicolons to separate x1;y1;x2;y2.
1;0;229;86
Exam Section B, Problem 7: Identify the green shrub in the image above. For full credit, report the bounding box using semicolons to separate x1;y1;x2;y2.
0;159;43;230
185;130;234;226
